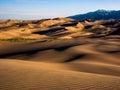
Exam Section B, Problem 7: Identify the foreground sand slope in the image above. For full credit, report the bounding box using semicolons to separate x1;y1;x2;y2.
0;37;120;90
0;60;120;90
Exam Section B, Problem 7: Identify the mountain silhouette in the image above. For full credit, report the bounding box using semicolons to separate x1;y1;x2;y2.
68;10;120;21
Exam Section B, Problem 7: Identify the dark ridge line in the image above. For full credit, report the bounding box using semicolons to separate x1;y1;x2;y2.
33;27;64;35
54;46;72;51
64;54;85;62
0;42;87;58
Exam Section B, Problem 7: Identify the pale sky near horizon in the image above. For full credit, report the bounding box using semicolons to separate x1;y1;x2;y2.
0;0;120;20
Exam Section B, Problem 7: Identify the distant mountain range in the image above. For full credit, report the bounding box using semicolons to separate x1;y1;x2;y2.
68;10;120;21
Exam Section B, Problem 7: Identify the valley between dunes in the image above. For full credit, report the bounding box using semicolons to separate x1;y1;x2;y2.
0;37;120;90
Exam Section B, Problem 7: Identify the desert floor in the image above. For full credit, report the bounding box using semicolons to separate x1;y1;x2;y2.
0;37;120;90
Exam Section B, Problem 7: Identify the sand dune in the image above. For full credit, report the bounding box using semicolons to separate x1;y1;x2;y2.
0;59;120;90
0;18;120;90
0;60;120;90
0;37;120;90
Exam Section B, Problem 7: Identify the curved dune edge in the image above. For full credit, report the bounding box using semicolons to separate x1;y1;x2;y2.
0;59;120;90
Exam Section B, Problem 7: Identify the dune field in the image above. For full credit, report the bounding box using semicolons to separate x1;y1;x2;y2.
0;18;120;90
0;37;120;90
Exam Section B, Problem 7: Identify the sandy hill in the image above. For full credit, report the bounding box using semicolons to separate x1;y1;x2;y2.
0;18;120;40
0;18;120;90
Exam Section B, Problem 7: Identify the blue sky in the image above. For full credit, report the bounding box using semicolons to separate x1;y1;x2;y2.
0;0;120;20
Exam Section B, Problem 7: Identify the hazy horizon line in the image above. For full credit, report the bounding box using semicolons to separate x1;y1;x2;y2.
0;9;120;20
